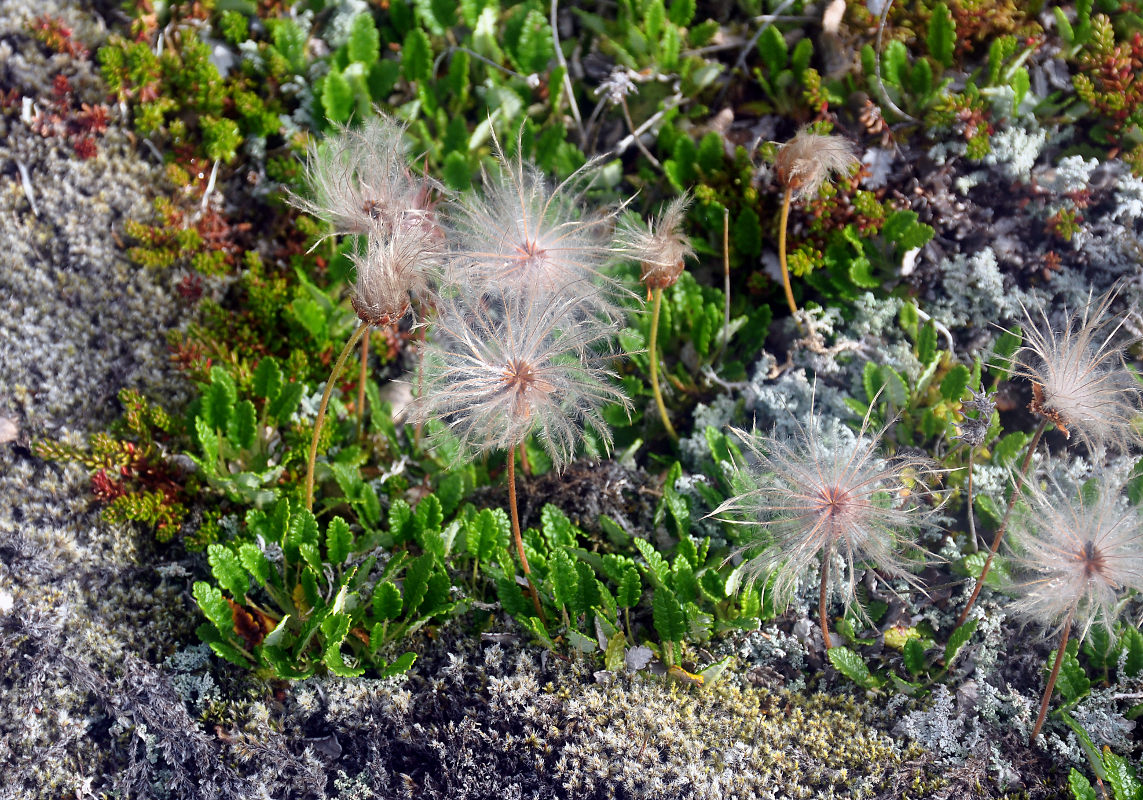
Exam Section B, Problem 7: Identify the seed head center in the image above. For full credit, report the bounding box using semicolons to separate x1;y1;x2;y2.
817;485;852;519
1081;539;1107;579
502;358;553;416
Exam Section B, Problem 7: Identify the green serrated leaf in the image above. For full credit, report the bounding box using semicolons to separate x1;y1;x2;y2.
1124;626;1143;676
203;366;237;431
346;12;380;64
208;544;249;602
193;581;236;639
372;580;402;621
267;381;303;423
252;357;282;402
903;638;926;676
325;516;353;565
944;619;977;665
668;0;695;27
652;587;687;642
1053;645;1091;702
1069;768;1098;800
1102;749;1143;800
403;553;434;616
401;28;432;83
381;651;417;677
194;417;220;471
414;494;443;537
321;68;354;125
238;542;271;587
617;566;642;608
990;326;1022;379
916;321;938;365
940;364;971;403
549;547;581;618
228;399;257;450
927;3;955;68
633;538;670;588
828;645;883;689
286;508;320;558
757;25;787;79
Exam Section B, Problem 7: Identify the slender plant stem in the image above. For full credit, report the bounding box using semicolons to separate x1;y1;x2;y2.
507;453;545;621
649;287;678;440
777;185;799;321
305;322;368;511
715;206;731;365
966;447;979;553
1032;604;1076;740
619;97;662;170
355;331;369;442
957;418;1049;626
819;546;832;650
519;441;530;476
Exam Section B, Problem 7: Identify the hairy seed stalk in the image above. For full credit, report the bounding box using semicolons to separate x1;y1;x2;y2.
958;418;1048;625
649;286;677;440
507;454;545;620
305;322;369;511
1032;603;1076;740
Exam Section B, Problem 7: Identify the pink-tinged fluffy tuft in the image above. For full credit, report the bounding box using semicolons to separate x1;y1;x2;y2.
405;285;631;471
712;412;937;619
618;193;695;290
446;132;628;318
774;127;860;201
289;113;442;240
1008;479;1143;642
1014;292;1143;454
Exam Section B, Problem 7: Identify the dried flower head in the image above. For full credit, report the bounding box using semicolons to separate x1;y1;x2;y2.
446;133;627;316
618;194;695;291
712;411;935;619
774;127;860;201
954;389;996;448
1014;291;1143;453
290;114;440;240
1009;479;1143;642
406;284;631;471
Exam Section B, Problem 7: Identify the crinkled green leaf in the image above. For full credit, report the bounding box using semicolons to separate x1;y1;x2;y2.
208;544;248;602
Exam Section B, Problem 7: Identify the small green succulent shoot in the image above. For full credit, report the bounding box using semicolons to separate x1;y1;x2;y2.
711;406;937;651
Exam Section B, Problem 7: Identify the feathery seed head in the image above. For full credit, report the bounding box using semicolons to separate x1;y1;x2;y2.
1009;479;1143;642
406;285;632;471
349;229;440;326
619;194;695;291
290;114;442;240
446;133;627;316
1014;292;1143;453
712;413;935;618
774;127;860;201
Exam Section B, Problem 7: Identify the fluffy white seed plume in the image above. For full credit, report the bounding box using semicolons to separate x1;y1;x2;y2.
618;193;695;291
1014;291;1143;454
446;132;628;317
406;283;631;470
1009;478;1143;642
712;411;936;620
774;127;860;201
289;113;441;240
